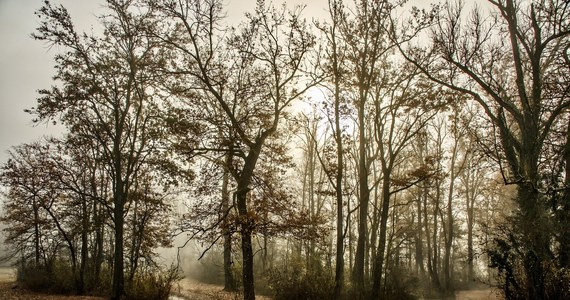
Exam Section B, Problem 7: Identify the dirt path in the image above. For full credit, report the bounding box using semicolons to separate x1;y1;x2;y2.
0;267;15;282
171;278;272;300
455;288;503;300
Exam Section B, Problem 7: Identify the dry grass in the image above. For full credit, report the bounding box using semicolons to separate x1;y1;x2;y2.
0;282;105;300
0;267;104;300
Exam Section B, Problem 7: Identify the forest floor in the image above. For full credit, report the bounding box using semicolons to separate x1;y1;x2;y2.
0;267;499;300
0;267;269;300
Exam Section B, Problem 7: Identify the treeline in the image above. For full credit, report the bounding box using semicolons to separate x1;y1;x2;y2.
0;0;569;300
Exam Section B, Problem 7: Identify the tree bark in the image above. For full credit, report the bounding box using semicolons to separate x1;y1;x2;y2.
560;118;570;268
111;178;126;300
353;96;370;288
329;2;345;297
371;172;391;299
33;198;40;266
415;193;425;278
79;195;89;294
222;151;236;291
235;142;265;300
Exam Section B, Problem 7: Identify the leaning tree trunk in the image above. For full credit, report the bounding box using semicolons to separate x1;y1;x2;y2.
234;142;265;300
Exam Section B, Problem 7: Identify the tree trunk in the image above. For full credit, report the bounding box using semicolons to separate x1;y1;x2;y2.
94;198;104;285
558;118;570;268
431;178;441;291
371;173;391;299
330;5;345;296
353;96;370;289
236;187;255;300
369;167;381;278
444;137;459;292
517;183;549;299
234;142;265;300
33;199;40;266
79;195;89;294
465;164;475;282
222;152;236;291
415;193;425;278
423;184;437;289
111;179;125;300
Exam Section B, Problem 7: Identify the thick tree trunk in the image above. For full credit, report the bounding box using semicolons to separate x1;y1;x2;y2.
558;119;570;268
517;183;549;299
236;187;255;300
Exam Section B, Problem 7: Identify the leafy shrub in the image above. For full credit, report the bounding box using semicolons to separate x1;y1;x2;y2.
268;258;335;300
381;265;419;300
17;259;75;294
125;265;182;300
488;237;570;300
18;262;53;291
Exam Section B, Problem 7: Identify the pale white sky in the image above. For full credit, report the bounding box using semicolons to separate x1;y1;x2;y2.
0;0;441;166
0;0;102;164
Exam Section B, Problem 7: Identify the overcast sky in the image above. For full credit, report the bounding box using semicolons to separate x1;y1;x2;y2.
0;0;103;165
0;0;442;167
0;0;324;166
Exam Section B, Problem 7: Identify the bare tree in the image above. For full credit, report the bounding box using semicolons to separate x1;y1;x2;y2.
31;1;165;297
149;1;316;298
398;0;570;298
